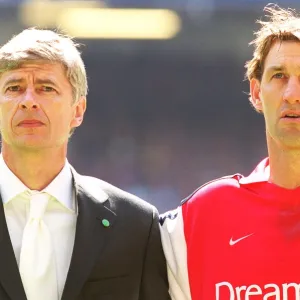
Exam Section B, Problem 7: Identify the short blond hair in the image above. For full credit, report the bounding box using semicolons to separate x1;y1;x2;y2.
245;4;300;81
0;28;88;102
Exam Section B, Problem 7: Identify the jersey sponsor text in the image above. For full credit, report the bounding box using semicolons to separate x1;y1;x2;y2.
216;281;300;299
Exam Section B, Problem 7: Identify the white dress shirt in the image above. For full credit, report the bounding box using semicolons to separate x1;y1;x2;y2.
0;155;77;299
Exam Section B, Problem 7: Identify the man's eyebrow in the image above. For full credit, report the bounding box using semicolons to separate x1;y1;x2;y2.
35;79;58;86
2;78;24;87
264;64;300;75
2;78;58;86
265;65;286;73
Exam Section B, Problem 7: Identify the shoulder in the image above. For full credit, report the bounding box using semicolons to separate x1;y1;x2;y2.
160;174;243;226
76;173;157;216
166;174;245;223
181;173;242;207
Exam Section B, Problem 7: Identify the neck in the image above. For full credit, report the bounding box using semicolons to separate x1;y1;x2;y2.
1;143;67;191
268;135;300;189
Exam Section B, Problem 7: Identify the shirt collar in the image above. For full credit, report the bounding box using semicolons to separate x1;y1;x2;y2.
43;160;74;212
239;157;270;185
0;154;74;212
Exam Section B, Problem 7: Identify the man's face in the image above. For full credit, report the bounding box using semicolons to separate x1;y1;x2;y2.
0;61;86;150
251;40;300;149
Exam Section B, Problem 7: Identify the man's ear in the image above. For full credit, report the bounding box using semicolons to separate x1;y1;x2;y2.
70;96;87;129
250;78;263;112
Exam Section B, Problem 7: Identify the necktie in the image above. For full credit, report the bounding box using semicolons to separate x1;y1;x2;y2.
19;192;58;300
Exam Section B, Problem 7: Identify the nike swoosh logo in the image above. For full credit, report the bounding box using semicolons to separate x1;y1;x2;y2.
229;233;254;246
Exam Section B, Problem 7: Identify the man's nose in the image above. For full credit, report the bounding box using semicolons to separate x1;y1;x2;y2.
18;89;40;110
283;77;300;104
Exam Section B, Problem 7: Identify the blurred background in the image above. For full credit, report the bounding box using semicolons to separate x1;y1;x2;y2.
1;0;298;212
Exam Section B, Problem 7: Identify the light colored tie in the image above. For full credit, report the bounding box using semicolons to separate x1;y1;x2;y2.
19;192;58;300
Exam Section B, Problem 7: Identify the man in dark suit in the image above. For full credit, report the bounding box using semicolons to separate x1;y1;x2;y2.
0;28;170;300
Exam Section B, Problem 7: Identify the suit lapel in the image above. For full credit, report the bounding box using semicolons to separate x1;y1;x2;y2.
61;171;117;300
0;194;27;300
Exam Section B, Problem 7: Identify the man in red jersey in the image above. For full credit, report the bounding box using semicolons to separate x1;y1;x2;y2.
160;4;300;300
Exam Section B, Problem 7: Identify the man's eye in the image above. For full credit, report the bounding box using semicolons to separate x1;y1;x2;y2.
6;85;20;92
41;86;56;92
272;73;285;79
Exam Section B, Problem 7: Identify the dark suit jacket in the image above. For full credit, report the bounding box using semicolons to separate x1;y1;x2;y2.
0;167;170;300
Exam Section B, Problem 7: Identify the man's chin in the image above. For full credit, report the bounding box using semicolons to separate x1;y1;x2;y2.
277;134;300;150
12;137;51;150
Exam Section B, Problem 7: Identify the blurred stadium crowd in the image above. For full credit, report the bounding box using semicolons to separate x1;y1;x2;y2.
1;0;300;212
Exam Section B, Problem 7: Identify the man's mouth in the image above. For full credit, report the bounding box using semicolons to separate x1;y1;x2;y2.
18;120;45;127
281;111;300;119
284;114;300;118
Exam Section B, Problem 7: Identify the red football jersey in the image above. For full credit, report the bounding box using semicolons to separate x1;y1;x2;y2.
160;158;300;300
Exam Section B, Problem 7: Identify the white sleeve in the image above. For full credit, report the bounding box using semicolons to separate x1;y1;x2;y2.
160;207;192;300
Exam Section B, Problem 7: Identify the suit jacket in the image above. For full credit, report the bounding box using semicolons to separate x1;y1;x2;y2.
0;167;170;300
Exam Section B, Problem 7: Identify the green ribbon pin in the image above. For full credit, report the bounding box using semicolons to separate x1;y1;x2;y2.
102;219;110;227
